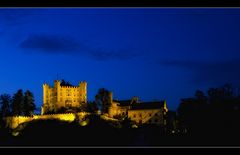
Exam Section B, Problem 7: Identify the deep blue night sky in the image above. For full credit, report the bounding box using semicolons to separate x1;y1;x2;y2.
1;8;240;111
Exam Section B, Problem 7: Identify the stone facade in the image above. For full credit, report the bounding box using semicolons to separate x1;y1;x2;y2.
42;80;87;114
108;93;168;125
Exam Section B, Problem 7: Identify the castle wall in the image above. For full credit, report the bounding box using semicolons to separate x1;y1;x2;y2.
4;112;89;129
108;103;128;118
128;109;164;125
4;116;35;129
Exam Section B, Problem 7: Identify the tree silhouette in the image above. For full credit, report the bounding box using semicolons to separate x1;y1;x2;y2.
23;90;36;116
86;101;98;113
178;89;209;134
11;89;24;116
195;90;207;104
0;94;11;127
177;83;240;140
95;88;111;113
0;94;12;117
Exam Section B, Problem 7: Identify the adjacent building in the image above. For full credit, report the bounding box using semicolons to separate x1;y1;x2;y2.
108;92;168;126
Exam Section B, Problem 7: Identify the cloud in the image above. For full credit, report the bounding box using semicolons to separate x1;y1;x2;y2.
19;34;137;61
19;34;81;53
159;59;240;85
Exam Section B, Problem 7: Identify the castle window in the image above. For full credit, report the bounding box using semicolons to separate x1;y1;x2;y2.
149;113;152;117
133;114;136;118
139;114;142;117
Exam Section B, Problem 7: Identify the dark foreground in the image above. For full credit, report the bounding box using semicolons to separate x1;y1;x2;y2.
0;116;240;147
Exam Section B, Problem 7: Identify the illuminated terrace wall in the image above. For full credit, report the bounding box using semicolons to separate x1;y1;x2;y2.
4;112;89;129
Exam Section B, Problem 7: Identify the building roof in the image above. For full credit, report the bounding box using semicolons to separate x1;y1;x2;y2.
60;80;73;87
60;83;73;87
113;100;132;106
130;101;165;110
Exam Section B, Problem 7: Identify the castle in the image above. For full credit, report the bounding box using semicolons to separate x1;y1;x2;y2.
41;80;87;114
5;80;169;130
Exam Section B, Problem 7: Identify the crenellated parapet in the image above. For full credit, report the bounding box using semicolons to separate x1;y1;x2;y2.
60;86;79;89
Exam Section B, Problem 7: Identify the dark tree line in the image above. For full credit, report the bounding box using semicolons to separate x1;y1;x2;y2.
177;83;240;138
0;89;36;118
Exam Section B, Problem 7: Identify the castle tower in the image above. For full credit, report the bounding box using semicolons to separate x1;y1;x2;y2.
54;80;61;88
41;80;88;115
43;83;49;106
79;81;87;103
42;83;54;114
54;80;61;108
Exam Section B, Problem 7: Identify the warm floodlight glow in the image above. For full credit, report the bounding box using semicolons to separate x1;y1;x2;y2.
132;124;138;128
80;119;89;126
12;131;20;136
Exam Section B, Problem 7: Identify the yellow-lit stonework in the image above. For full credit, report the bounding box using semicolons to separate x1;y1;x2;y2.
42;80;87;114
108;93;168;125
4;112;89;129
4;81;170;130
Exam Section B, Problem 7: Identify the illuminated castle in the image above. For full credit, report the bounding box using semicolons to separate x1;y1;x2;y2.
41;80;87;114
5;80;170;130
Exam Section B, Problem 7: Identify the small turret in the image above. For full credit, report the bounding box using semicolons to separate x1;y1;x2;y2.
131;96;139;104
163;100;168;113
108;91;113;104
54;80;61;88
79;81;87;89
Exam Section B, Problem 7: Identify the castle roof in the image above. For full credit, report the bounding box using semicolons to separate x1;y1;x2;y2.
113;100;132;106
60;82;73;87
113;99;165;110
130;101;165;110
